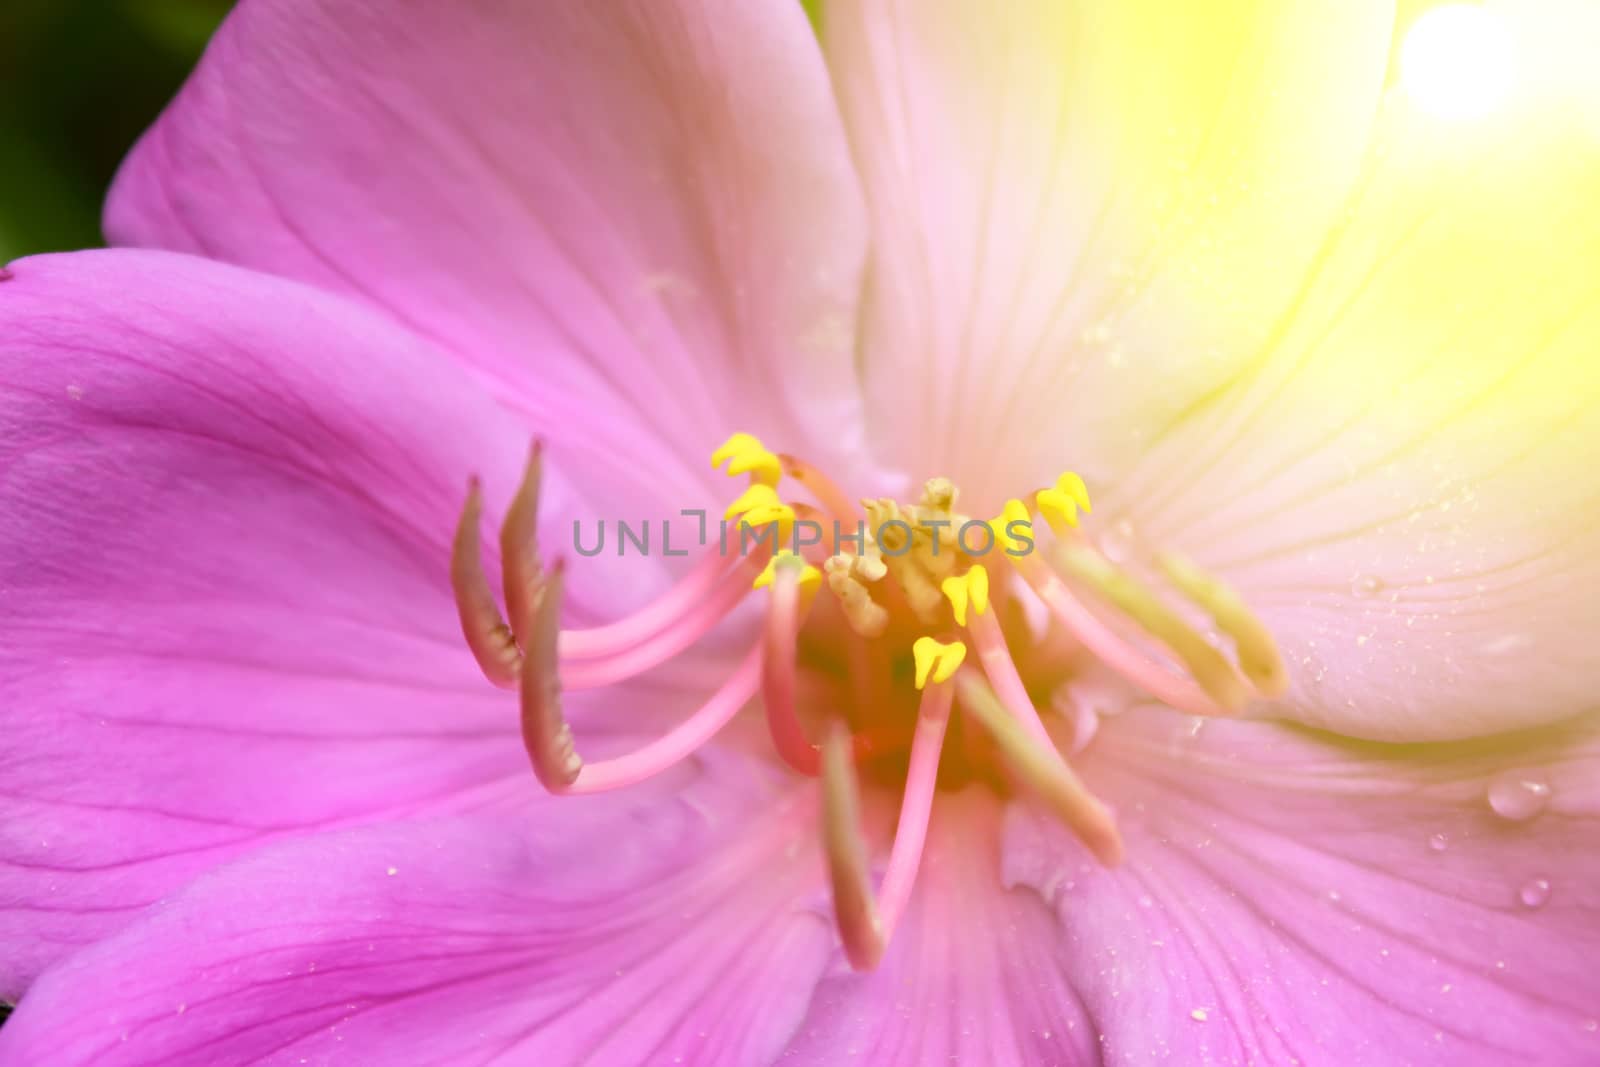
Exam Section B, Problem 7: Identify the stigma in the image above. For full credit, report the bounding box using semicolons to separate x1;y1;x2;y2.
450;433;1285;970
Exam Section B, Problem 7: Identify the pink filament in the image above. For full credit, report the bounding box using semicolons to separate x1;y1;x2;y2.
1018;557;1232;719
875;680;954;940
561;552;768;690
761;567;822;775
561;642;764;794
760;572;911;775
558;548;751;659
780;454;861;525
967;608;1056;749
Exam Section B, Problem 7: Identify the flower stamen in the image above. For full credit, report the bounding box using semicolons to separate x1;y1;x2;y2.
779;452;860;522
451;443;771;692
955;669;1124;866
762;555;827;775
559;553;768;690
1157;553;1288;698
450;476;523;689
711;432;782;487
556;643;764;794
1013;545;1248;718
514;559;766;794
500;441;546;646
453;434;1284;966
517;559;579;790
821;677;955;971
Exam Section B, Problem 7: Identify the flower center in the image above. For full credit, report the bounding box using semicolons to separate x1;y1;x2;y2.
450;433;1285;970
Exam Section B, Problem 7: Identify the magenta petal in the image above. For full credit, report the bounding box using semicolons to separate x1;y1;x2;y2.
786;792;1098;1066
998;708;1600;1064
0;250;608;992
107;0;873;498
0;764;829;1067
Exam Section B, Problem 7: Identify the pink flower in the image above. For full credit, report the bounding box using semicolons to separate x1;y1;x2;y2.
3;1;1599;1064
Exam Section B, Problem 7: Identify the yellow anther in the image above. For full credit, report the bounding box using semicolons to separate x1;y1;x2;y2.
1055;471;1092;514
912;636;968;690
711;432;762;469
1037;473;1090;532
724;483;783;522
988;498;1034;557
1036;488;1080;532
940;565;990;626
754;552;822;595
711;432;781;487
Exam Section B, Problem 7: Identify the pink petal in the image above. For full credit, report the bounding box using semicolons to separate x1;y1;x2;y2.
106;0;874;501
0;250;678;993
1094;86;1600;740
998;708;1600;1064
0;766;832;1066
785;791;1098;1065
818;0;1394;511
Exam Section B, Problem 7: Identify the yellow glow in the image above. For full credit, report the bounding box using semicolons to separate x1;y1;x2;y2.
1402;4;1515;121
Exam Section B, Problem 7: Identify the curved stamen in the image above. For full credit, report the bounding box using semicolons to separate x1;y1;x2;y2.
763;561;906;774
821;678;954;971
779;453;860;523
558;548;749;660
452;468;761;689
518;560;578;790
450;477;522;689
500;441;545;645
1157;553;1288;698
560;546;770;690
966;607;1056;750
1016;553;1244;719
954;668;1124;866
1051;545;1248;712
762;557;821;775
560;643;764;794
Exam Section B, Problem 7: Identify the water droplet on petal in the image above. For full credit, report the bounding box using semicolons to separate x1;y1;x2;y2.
1487;770;1552;822
1518;877;1551;909
1584;1019;1598;1034
1351;574;1383;599
1428;832;1450;853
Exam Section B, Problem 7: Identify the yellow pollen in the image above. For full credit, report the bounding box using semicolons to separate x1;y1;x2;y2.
754;552;822;595
711;432;781;487
912;636;967;690
1036;471;1092;532
940;565;990;627
863;495;948;621
823;554;890;637
723;483;794;531
988;498;1034;558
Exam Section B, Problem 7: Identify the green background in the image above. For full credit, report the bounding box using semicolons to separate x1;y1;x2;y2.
0;0;230;261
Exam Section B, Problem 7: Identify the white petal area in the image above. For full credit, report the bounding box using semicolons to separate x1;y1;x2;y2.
1094;62;1600;739
819;0;1395;511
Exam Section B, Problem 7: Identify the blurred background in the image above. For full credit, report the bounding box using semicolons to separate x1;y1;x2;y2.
0;0;230;261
